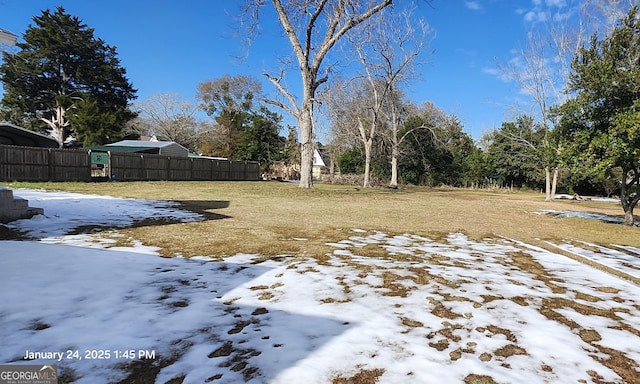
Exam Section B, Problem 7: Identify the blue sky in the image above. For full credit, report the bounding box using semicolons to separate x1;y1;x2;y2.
0;1;567;141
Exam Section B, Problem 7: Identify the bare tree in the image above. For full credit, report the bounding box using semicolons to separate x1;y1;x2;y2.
41;101;70;147
499;31;560;200
581;0;640;35
323;7;430;188
354;9;428;188
349;78;386;188
500;0;639;200
369;9;431;188
324;75;359;174
133;93;201;151
499;1;588;200
241;0;397;188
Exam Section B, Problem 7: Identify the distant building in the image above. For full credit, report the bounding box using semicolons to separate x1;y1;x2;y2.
0;122;59;148
0;28;18;46
313;148;330;179
89;139;190;157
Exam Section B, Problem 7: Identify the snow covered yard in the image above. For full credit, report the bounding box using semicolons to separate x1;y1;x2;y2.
1;189;639;383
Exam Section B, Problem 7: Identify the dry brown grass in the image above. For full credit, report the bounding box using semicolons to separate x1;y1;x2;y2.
4;181;638;382
332;368;385;384
3;181;638;258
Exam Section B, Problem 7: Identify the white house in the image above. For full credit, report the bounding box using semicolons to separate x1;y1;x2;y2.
313;148;330;179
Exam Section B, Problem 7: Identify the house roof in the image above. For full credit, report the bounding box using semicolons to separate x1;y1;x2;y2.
88;145;159;154
0;28;18;46
0;122;59;148
188;153;228;160
107;140;181;149
87;140;190;157
313;148;327;167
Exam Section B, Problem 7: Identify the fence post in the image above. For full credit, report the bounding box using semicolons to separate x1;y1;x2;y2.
108;151;113;181
47;148;53;182
140;154;145;181
87;150;92;180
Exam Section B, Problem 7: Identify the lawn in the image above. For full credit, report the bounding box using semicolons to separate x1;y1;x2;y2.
1;181;639;383
3;180;637;260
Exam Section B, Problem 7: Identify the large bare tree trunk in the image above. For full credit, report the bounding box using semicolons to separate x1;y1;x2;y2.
258;0;394;188
388;102;407;189
363;139;373;188
356;117;374;188
299;99;315;188
41;103;67;147
551;167;558;198
622;195;636;226
390;146;399;188
624;210;635;226
544;167;552;200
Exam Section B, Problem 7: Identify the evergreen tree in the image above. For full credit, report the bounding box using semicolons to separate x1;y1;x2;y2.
461;147;490;188
282;125;300;168
556;7;640;225
0;7;137;146
485;116;545;189
399;115;451;186
439;116;476;187
237;107;286;170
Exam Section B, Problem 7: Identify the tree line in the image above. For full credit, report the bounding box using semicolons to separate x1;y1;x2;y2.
2;2;640;224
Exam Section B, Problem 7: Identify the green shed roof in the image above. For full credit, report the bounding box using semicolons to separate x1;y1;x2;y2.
86;146;159;154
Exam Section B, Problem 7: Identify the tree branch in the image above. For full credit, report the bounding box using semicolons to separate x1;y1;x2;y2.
305;0;331;64
312;0;392;74
272;0;307;73
264;72;301;117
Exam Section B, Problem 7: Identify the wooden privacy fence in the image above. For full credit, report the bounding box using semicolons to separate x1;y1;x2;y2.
0;144;90;181
0;144;260;182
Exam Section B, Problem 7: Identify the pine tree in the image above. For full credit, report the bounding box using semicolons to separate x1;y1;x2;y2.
237;107;286;170
0;7;137;146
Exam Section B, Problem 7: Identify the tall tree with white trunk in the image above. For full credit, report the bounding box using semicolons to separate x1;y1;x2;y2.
325;7;429;188
241;0;398;188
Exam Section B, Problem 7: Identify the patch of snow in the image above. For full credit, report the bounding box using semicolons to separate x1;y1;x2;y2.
7;188;204;241
553;194;619;203
534;209;636;225
546;240;640;280
1;189;639;383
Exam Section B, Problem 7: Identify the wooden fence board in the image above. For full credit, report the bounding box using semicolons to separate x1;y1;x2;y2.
110;152;143;181
50;149;91;181
213;160;230;180
191;159;212;181
169;157;191;181
0;144;260;182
